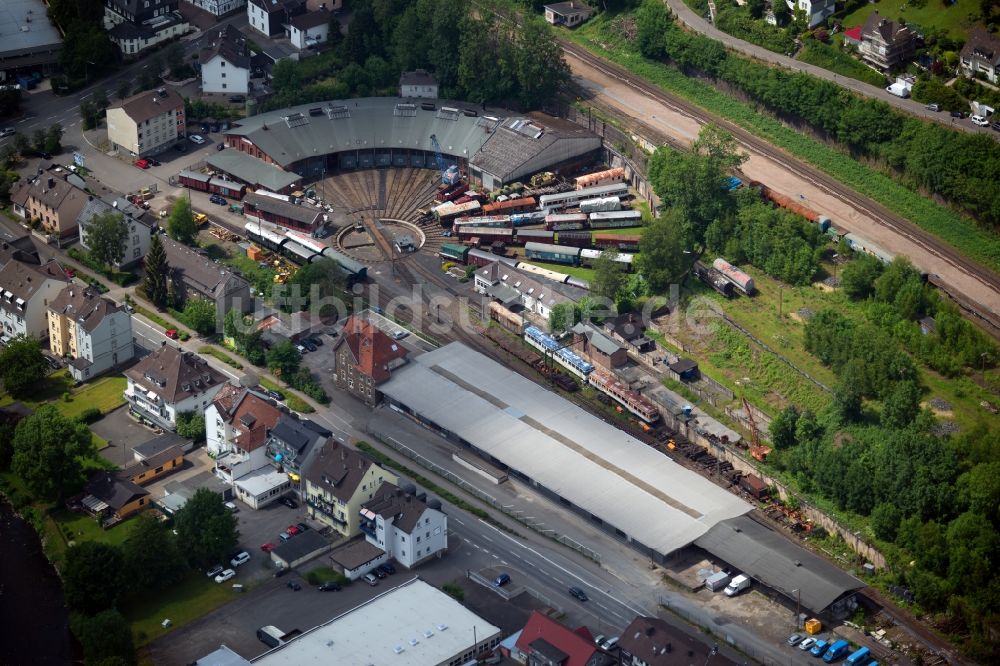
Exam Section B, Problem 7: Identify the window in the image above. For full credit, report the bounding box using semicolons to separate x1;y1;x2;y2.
416;536;421;543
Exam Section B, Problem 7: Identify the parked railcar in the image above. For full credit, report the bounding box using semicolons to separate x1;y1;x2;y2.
439;243;470;263
207;177;247;200
516;229;555;244
434;200;482;224
539;182;628;212
579;196;621;214
575;167;626;190
524;241;581;265
515;261;572;284
482;196;537;216
509;211;546;226
713;257;755;295
555;231;593;248
545;213;588;231
593;233;640;252
178;170;212;192
580;248;634;269
468;247;517;268
588;209;641;229
453;215;512;228
843;232;895;265
456;226;514;244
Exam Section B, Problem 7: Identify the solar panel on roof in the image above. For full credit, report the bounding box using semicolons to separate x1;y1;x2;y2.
436;107;460;121
326;105;350;120
284;112;309;128
394;103;417;117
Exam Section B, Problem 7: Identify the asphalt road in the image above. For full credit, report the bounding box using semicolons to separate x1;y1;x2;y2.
664;0;999;140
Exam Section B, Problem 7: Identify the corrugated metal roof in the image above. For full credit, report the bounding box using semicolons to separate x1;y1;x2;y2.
206;151;302;192
379;343;751;555
695;515;865;613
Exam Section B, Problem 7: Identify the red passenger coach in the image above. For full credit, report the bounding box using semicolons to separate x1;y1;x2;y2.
593;233;640;252
207;177;247;200
482;196;537;216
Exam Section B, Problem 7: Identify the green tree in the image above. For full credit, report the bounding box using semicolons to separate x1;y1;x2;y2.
44;124;63;154
548;302;576;334
512;18;570;108
772;0;791;25
117;79;130;101
72;609;136;666
143;233;169;308
174;487;239;567
636;0;672;59
79;100;100;130
637;210;692;293
176;411;206;442
122;513;186;594
839;255;884;300
285;258;345;317
11;405;94;501
182;298;218;336
83;210;129;269
168;198;197;245
956;462;1000;524
832;359;865;422
164;42;185;78
64;541;124;614
769;405;799;449
12;132;30;158
270;59;302;94
266;341;301;379
591;247;626;303
0;335;48;396
880;379;922;429
869;502;902;541
457;15;514;105
946;511;1000;594
648;127;746;248
31;128;46;153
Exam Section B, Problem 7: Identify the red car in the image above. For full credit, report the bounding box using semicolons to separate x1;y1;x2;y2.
134;159;150;169
260;542;274;553
286;525;300;536
165;328;178;339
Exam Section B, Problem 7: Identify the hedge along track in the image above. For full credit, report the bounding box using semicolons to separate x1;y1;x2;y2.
559;39;1000;337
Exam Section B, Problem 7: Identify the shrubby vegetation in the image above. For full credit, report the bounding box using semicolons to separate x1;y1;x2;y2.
264;0;569;111
633;3;1000;231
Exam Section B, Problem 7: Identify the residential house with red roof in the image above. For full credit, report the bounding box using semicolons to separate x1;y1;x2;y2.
512;611;616;666
332;315;409;405
205;383;291;508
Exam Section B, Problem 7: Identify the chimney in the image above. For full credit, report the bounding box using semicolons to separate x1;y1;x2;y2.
47;177;54;189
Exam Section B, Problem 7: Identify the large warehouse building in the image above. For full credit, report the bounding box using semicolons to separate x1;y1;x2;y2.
380;342;753;559
380;343;865;616
218;98;601;189
250;577;502;665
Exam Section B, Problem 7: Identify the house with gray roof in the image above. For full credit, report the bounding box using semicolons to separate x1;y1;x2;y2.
303;438;398;538
106;88;187;156
161;236;252;324
859;11;917;71
10;174;89;239
0;258;70;341
103;0;190;58
125;344;227;430
359;481;448;570
185;0;246;18
200;25;251;94
47;285;134;381
399;69;438;99
474;260;586;322
570;321;627;369
961;26;1000;84
77;195;156;269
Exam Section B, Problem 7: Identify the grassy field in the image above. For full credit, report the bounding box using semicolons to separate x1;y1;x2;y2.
198;346;243;370
134;305;175;331
522;259;597;281
57;376;127;420
839;0;978;40
795;40;886;87
120;571;240;646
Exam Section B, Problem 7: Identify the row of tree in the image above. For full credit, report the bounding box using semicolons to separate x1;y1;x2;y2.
634;0;1000;229
266;0;569;111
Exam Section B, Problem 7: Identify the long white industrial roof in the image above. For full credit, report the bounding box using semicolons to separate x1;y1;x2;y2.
380;343;752;555
251;578;500;665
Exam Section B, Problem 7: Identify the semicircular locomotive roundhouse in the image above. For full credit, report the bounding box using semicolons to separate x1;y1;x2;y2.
216;98;602;193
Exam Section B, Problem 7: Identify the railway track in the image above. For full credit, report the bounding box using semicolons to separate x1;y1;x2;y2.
560;39;1000;336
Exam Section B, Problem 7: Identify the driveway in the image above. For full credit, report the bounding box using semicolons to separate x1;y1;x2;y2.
94;406;163;467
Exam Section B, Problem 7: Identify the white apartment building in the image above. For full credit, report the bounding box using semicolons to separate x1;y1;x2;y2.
77;196;154;269
0;259;71;342
786;0;837;29
125;345;226;431
360;482;448;570
200;25;251;94
47;286;134;382
106;88;186;157
184;0;246;17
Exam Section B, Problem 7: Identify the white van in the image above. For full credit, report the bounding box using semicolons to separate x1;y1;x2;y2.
724;574;751;597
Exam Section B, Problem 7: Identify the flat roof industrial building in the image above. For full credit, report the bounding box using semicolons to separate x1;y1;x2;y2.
379;343;752;560
0;0;61;74
250;577;502;665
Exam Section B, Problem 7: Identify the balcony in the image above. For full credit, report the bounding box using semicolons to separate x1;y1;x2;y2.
360;522;377;539
306;497;347;526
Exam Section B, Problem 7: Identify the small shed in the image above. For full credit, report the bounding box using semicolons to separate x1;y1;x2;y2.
328;539;388;580
919;316;936;336
270;530;332;569
668;358;699;381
